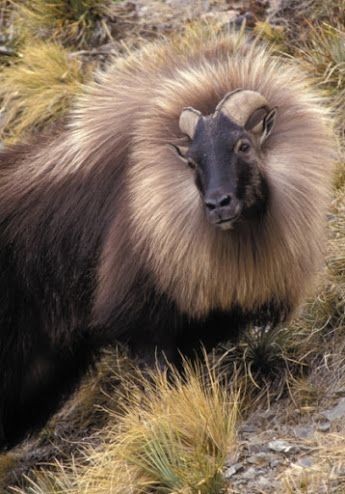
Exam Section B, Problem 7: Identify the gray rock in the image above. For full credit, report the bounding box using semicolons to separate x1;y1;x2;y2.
293;425;314;439
224;462;243;478
247;452;275;465
240;424;258;434
296;456;314;468
268;440;299;454
201;10;238;25
317;420;331;432
242;466;261;480
257;476;275;489
321;398;345;421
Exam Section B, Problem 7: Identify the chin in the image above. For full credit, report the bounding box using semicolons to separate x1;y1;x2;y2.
217;221;235;231
212;214;242;231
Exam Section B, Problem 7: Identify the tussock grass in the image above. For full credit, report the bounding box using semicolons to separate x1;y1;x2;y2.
112;362;239;494
305;0;345;25
0;41;87;143
0;1;19;66
12;359;240;494
254;21;287;52
13;0;112;48
298;24;345;144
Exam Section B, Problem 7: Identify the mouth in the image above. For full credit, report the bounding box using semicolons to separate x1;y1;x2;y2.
215;215;241;230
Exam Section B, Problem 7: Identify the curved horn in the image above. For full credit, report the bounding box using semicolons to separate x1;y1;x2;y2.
179;107;201;139
216;89;269;128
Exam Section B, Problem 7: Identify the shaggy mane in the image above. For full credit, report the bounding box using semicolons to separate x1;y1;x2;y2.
89;31;335;320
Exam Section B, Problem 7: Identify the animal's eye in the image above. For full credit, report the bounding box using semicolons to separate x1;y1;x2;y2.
237;141;251;153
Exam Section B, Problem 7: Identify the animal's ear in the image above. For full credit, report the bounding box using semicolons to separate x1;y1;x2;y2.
245;107;277;145
168;143;189;162
179;107;201;139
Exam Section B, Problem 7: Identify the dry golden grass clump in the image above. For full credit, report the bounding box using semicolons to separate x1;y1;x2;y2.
0;0;113;143
12;0;113;48
0;41;88;143
253;21;287;52
13;361;239;494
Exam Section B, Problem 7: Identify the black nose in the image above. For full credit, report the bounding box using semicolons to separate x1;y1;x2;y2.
205;193;232;210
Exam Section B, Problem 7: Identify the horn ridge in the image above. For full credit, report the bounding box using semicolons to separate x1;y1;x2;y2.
214;88;243;114
216;89;269;127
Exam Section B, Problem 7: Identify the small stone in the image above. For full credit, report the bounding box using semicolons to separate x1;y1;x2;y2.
317;420;331;432
332;465;345;477
262;410;276;421
201;10;238;25
296;456;313;468
270;459;282;468
235;11;256;27
224;462;243;478
257;476;274;489
240;424;258;433
268;440;299;454
321;397;345;421
247;452;274;465
293;425;314;439
242;466;261;480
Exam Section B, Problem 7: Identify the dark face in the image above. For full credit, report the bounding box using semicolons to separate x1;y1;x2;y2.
175;112;268;231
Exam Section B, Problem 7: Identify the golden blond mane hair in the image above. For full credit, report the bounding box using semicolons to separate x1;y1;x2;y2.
68;29;336;320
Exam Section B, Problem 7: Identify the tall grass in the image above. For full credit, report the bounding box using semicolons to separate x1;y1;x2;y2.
0;41;87;142
298;24;345;145
13;0;112;48
13;359;240;494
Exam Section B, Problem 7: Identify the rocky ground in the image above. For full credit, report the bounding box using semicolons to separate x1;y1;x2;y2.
226;390;345;492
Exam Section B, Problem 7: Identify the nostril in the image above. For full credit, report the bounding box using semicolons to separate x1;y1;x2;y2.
219;195;231;207
205;194;232;210
205;200;217;210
